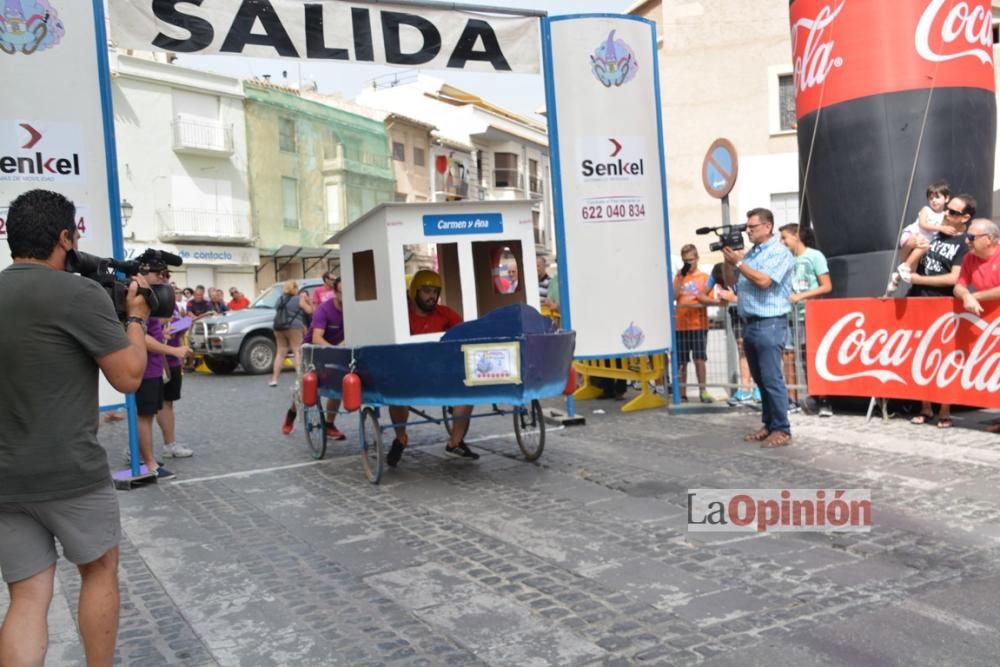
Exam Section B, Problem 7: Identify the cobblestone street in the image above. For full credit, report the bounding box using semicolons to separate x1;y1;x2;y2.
4;372;1000;666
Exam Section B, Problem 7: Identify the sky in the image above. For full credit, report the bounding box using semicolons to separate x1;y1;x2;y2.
174;0;636;120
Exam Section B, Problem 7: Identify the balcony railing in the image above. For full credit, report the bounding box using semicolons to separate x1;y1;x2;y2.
493;168;523;190
158;208;251;242
322;144;391;172
172;119;234;156
432;180;485;202
528;176;544;198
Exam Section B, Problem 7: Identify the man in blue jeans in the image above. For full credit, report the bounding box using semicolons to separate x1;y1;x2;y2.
722;208;795;448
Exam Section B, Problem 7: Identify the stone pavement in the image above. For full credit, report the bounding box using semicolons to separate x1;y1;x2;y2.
3;373;1000;666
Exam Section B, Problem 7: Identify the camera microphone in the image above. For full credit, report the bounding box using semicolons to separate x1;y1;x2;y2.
695;226;713;235
156;250;184;267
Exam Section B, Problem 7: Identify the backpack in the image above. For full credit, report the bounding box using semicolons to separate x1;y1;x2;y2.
273;295;292;330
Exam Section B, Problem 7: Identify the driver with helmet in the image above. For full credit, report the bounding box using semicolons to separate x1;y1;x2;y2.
386;270;478;466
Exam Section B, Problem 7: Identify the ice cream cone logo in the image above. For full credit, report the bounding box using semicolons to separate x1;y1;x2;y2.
0;0;64;55
590;30;638;87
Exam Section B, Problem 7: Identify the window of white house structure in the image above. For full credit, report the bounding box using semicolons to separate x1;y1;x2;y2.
767;66;797;135
392;141;405;162
494;152;519;188
770;192;800;228
282;177;299;229
413;146;425;167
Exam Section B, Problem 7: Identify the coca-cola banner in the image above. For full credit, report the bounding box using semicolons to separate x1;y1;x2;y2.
791;0;995;119
806;298;1000;408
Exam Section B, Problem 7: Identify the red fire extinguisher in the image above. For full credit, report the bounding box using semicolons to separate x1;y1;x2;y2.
342;372;362;412
563;366;577;396
302;371;318;407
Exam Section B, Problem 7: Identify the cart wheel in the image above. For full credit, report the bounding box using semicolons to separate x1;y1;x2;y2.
360;407;384;484
513;399;545;461
441;406;454;436
303;404;327;460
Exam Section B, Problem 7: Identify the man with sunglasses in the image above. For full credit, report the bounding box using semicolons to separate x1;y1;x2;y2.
722;208;795;449
312;272;338;305
900;194;974;429
955;218;1000;433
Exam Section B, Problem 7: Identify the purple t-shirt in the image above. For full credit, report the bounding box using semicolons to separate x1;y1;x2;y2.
311;299;344;345
144;317;166;380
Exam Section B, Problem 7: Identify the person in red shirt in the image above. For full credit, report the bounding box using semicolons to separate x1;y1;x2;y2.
387;270;477;466
227;288;251;311
953;219;1000;434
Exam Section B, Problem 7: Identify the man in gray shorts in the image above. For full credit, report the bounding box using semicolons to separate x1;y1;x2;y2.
0;190;150;666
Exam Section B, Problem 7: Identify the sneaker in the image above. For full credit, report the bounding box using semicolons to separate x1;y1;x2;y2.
123;448;162;467
818;403;834;418
268;380;278;387
727;390;752;406
751;387;762;402
886;272;901;294
699;390;714;404
325;424;346;440
155;466;176;480
445;441;480;460
788;401;802;414
163;443;193;458
281;409;296;435
386;438;405;467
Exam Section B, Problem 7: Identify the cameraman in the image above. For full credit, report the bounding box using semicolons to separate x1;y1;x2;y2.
0;189;150;666
722;208;795;449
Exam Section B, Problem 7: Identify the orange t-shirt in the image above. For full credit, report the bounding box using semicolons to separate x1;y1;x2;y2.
674;270;709;331
408;303;463;335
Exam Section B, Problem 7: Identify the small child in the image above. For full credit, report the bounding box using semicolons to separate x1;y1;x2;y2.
887;180;949;293
900;180;949;257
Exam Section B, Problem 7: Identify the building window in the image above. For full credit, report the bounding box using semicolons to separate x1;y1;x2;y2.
778;74;796;132
392;141;405;162
282;177;299;229
770;192;800;228
494;152;519;189
413;146;425;167
278;118;296;152
325;184;342;231
768;66;797;135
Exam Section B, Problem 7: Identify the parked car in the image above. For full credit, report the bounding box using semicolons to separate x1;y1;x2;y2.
189;278;324;374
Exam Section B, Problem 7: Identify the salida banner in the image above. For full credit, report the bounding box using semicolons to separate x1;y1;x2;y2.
806;298;1000;408
109;0;540;73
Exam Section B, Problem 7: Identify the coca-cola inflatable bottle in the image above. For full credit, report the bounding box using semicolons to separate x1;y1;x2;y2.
789;0;996;298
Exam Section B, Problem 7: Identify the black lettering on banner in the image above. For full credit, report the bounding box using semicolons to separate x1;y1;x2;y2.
447;19;511;70
151;0;214;52
381;11;440;66
221;0;299;58
304;4;348;59
352;7;375;61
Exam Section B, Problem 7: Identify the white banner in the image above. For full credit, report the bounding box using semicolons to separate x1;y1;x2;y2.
544;16;673;357
108;0;540;73
0;0;125;408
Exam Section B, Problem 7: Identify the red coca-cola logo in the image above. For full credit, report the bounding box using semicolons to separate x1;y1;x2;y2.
790;0;995;119
915;0;993;66
806;298;1000;408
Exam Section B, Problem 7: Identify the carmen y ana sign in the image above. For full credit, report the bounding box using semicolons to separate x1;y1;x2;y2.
109;0;540;73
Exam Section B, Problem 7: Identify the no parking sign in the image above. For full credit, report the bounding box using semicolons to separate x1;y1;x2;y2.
701;138;738;199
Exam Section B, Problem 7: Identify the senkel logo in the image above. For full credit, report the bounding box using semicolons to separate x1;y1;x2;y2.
0;121;84;183
578;136;646;183
0;0;65;55
590;30;638;87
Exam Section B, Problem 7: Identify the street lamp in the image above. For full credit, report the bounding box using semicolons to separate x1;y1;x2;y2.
120;199;133;225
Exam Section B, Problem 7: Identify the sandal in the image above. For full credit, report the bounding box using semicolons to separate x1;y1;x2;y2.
761;431;792;448
936;418;953;429
744;427;770;442
910;414;934;425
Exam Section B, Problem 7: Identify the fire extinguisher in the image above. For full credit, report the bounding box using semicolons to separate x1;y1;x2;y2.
342;372;362;412
563;366;577;395
302;370;318;407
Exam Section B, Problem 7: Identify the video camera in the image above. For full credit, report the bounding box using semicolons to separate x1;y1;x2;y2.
696;224;747;253
65;248;182;320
